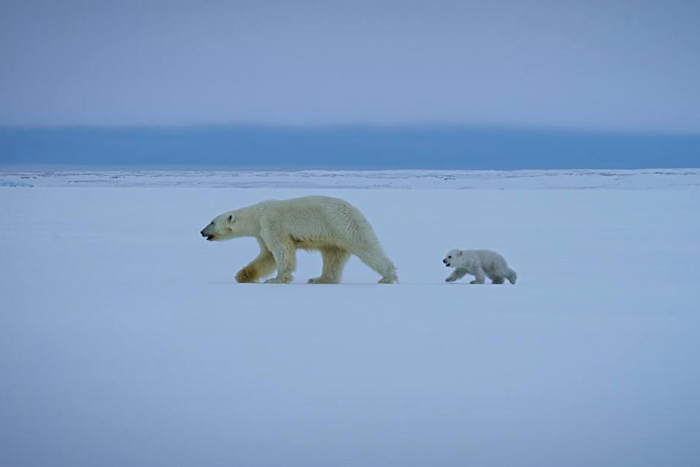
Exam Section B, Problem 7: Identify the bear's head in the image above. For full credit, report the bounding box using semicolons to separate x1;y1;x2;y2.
442;249;462;267
200;211;237;241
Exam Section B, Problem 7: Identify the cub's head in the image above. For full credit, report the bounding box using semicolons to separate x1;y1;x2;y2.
200;211;236;241
442;249;462;267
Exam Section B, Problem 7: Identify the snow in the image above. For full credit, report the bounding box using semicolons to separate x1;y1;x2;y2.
1;182;699;467
1;168;700;189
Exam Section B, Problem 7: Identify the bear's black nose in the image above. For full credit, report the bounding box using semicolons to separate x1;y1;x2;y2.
200;230;206;237
442;259;447;264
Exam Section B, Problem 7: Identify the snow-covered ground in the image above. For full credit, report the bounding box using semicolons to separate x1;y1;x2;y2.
2;168;700;189
1;180;699;466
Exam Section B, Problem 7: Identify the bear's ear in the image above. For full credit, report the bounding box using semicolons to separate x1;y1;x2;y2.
227;214;235;224
458;251;463;256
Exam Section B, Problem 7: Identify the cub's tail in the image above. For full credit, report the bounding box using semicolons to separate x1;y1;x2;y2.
506;268;517;284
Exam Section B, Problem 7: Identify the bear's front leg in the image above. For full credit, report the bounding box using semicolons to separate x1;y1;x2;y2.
235;243;276;283
446;268;468;282
265;276;292;284
235;256;274;283
260;229;296;284
235;267;258;283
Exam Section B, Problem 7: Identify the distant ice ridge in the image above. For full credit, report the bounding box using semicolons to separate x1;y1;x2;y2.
0;179;33;187
1;169;699;189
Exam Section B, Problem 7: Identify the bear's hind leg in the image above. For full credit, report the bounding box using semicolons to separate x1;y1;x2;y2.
309;247;350;284
351;247;398;284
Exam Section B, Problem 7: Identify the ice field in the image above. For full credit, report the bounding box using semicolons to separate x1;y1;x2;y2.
1;172;699;466
2;168;700;189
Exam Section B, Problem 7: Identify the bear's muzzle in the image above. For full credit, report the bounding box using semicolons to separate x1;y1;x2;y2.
200;224;215;241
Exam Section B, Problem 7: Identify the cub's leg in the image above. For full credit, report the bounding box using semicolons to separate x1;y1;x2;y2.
446;268;468;283
490;275;505;284
470;267;486;284
308;247;350;284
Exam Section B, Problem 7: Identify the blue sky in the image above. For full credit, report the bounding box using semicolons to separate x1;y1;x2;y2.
1;0;699;132
1;1;699;169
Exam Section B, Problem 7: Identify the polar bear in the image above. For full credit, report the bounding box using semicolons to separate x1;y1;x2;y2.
200;196;398;284
443;249;517;284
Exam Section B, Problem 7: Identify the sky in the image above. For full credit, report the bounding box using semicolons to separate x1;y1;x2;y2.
1;0;700;133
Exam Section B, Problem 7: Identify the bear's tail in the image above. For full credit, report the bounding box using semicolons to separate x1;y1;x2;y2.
506;268;517;284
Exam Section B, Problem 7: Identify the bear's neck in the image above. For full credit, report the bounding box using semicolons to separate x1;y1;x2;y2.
231;206;260;238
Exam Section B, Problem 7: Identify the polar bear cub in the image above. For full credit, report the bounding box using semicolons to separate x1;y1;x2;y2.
200;196;398;284
443;249;517;284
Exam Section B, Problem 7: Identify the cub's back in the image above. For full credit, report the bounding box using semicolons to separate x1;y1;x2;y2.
475;249;508;268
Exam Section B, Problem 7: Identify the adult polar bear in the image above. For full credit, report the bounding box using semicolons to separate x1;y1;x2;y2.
201;196;398;284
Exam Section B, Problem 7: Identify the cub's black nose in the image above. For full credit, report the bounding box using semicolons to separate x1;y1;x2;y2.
442;259;447;264
200;230;206;236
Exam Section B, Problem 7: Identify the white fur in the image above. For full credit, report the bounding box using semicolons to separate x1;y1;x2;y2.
443;249;517;285
201;196;398;284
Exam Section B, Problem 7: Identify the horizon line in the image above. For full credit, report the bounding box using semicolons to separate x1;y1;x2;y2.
2;122;700;137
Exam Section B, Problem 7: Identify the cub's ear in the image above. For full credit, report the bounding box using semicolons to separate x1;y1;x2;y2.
227;214;235;224
458;251;463;256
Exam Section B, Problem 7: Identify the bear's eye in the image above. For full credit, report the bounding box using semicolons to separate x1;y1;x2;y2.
448;256;452;259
